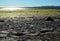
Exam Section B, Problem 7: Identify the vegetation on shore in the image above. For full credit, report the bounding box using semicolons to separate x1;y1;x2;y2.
0;9;60;17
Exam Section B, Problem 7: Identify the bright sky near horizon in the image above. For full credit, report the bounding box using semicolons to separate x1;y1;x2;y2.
0;0;60;7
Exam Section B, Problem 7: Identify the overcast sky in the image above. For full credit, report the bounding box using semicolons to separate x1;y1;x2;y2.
0;0;60;7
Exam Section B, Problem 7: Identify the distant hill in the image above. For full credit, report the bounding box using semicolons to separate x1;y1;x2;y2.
24;6;60;9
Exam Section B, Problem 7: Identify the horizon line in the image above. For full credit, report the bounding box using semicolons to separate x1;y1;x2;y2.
0;5;60;8
0;5;60;7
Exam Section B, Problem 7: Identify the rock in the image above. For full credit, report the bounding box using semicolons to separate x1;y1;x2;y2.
13;32;25;36
40;28;54;33
0;34;7;38
46;17;54;21
0;20;5;22
26;32;39;36
1;31;9;34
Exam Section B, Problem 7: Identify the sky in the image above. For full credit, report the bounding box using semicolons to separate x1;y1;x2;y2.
0;0;60;7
